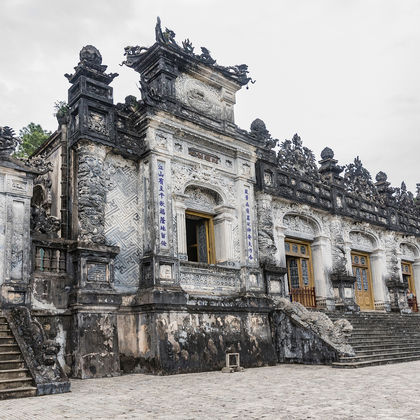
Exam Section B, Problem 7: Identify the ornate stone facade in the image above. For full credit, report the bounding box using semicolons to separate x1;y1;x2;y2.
1;18;419;386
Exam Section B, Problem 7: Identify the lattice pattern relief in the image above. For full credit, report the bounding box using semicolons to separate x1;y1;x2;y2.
104;161;140;289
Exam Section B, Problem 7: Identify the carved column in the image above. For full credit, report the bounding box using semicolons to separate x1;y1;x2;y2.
214;205;235;263
256;193;278;266
175;199;187;258
370;250;387;311
75;142;107;244
312;235;334;310
413;259;420;301
274;226;289;297
71;141;124;378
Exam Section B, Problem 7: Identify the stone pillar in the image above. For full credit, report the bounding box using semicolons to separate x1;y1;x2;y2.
75;142;107;244
0;152;36;307
70;141;124;378
69;243;122;379
256;193;278;266
214;205;235;263
370;250;387;311
275;226;289;297
175;200;187;259
413;259;420;300
312;235;334;310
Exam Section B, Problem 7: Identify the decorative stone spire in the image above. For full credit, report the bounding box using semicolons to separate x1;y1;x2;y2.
416;183;420;211
123;17;255;88
65;45;118;86
374;171;392;199
343;156;376;199
277;134;319;180
249;119;277;150
65;46;118;147
0;126;19;158
318;147;344;184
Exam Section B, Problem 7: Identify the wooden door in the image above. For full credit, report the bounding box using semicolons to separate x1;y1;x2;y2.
402;261;418;312
402;261;416;295
285;240;316;307
351;252;374;310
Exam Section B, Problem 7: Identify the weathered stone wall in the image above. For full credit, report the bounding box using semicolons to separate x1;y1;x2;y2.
272;311;339;364
72;311;120;378
32;313;73;376
118;309;277;374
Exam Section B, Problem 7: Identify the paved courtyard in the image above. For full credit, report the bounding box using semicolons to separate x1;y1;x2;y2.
1;361;420;419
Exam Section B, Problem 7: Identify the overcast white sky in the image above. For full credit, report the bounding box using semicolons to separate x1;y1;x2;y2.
1;0;419;191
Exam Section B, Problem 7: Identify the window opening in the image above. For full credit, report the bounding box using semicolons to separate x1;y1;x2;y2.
185;211;215;264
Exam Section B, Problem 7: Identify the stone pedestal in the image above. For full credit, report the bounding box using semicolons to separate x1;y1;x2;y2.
262;263;287;296
331;272;359;312
386;277;410;314
69;242;122;378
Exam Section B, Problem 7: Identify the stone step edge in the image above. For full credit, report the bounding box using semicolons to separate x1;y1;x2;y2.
0;386;37;395
332;355;420;368
341;350;420;361
0;377;33;384
353;344;420;350
0;368;29;374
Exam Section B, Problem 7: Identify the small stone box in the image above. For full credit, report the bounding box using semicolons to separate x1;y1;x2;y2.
221;353;244;373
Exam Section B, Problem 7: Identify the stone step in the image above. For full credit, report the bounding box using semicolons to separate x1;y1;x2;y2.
350;335;420;341
0;337;15;345
350;331;420;336
0;378;34;391
332;354;420;368
353;343;420;352
0;325;11;332
0;352;23;362
339;349;420;363
0;369;31;380
0;386;37;400
0;360;26;370
349;336;420;343
350;339;420;346
354;347;420;357
0;331;14;338
351;332;420;337
350;324;420;329
0;344;20;353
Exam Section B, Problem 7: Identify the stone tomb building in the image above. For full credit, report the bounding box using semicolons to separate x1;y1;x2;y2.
0;19;420;387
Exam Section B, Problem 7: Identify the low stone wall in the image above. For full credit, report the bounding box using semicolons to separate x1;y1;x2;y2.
118;306;277;374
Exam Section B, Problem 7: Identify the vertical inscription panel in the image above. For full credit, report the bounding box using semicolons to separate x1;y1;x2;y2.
244;186;254;263
157;161;168;249
10;200;24;280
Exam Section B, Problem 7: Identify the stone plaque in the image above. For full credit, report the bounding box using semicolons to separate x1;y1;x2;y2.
269;281;281;294
7;291;25;305
159;264;172;280
87;263;108;283
344;287;353;298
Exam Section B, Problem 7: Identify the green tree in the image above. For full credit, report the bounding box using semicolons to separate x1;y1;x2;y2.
14;123;51;158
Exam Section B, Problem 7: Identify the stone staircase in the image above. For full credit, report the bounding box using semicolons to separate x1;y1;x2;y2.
0;313;37;399
328;312;420;368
